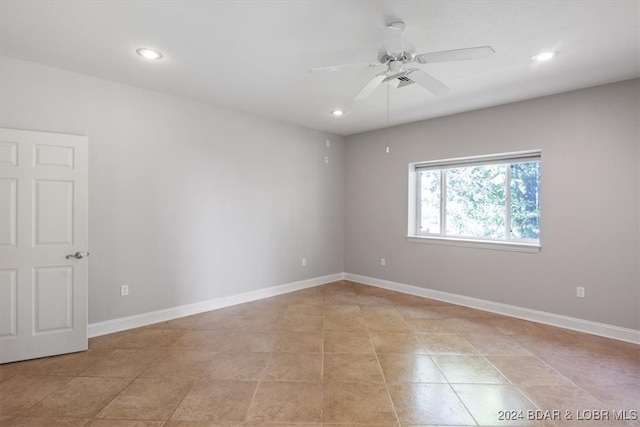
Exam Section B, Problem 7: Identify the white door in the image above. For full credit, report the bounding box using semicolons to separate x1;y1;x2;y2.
0;128;88;364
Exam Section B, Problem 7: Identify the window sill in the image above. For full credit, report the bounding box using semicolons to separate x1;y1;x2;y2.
407;235;541;253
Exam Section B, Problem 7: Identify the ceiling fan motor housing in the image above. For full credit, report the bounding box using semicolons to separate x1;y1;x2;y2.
378;50;416;65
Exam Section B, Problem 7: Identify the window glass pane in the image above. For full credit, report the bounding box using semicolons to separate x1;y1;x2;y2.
445;164;506;239
419;170;441;234
510;161;541;240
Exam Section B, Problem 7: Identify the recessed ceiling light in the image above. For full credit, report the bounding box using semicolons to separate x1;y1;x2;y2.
532;51;557;62
331;109;344;117
136;47;163;60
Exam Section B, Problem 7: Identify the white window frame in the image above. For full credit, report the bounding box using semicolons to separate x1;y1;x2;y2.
407;150;541;253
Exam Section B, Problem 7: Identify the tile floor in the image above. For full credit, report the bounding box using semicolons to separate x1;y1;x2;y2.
0;280;638;426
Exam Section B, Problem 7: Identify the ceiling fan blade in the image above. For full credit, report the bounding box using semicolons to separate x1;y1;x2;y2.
407;69;450;96
379;25;404;55
415;46;495;64
354;73;386;101
308;63;379;73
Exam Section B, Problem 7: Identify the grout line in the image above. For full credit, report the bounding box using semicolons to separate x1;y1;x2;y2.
164;376;198;423
243;379;262;423
367;328;402;426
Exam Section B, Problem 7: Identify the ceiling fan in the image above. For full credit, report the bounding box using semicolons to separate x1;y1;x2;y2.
309;22;495;100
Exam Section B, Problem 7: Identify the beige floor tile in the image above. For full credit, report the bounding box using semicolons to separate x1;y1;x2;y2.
520;385;631;426
323;353;385;384
85;420;165;426
448;318;504;335
164;422;243;427
0;363;23;383
234;313;282;333
487;355;573;386
323;294;362;306
0;416;90;426
452;383;539;425
278;315;323;333
263;353;322;382
219;332;275;353
2;355;64;376
360;307;411;332
88;332;130;350
352;295;396;307
244;424;322;427
249;296;291;311
432;355;509;384
139;350;215;379
395;304;447;319
24;376;132;418
489;318;555;336
560;333;640;359
4;281;638;427
287;294;324;306
542;353;639;388
415;333;479;355
170;380;258;422
273;331;322;353
207;352;269;380
580;382;640;412
363;316;411;332
324;331;375;354
405;318;458;333
96;377;193;420
370;332;426;354
387;383;476;425
464;333;534;356
322;381;397;424
323;314;368;332
323;304;362;315
172;330;230;352
12;349;112;377
246;381;322;423
377;353;447;383
113;329;187;350
360;306;402;317
0;374;72;414
80;350;164;378
51;349;114;377
283;303;324;317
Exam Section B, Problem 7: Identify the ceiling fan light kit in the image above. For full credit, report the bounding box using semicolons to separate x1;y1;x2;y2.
309;21;496;101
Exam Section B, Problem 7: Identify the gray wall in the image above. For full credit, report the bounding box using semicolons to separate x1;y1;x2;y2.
345;80;640;330
2;55;638;331
0;56;345;324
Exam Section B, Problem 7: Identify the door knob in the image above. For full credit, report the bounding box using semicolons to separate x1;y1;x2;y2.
65;251;85;259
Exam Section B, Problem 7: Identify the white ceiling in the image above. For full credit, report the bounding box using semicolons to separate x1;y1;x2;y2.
1;1;638;136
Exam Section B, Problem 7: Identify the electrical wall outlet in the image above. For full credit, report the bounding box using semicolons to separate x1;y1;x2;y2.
120;284;129;297
381;258;386;266
576;286;585;298
302;258;307;266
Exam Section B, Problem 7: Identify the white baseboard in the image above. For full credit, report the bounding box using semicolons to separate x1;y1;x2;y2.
89;271;639;345
88;273;344;338
344;273;640;345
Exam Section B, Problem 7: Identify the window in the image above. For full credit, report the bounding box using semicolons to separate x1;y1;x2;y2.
408;150;541;252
